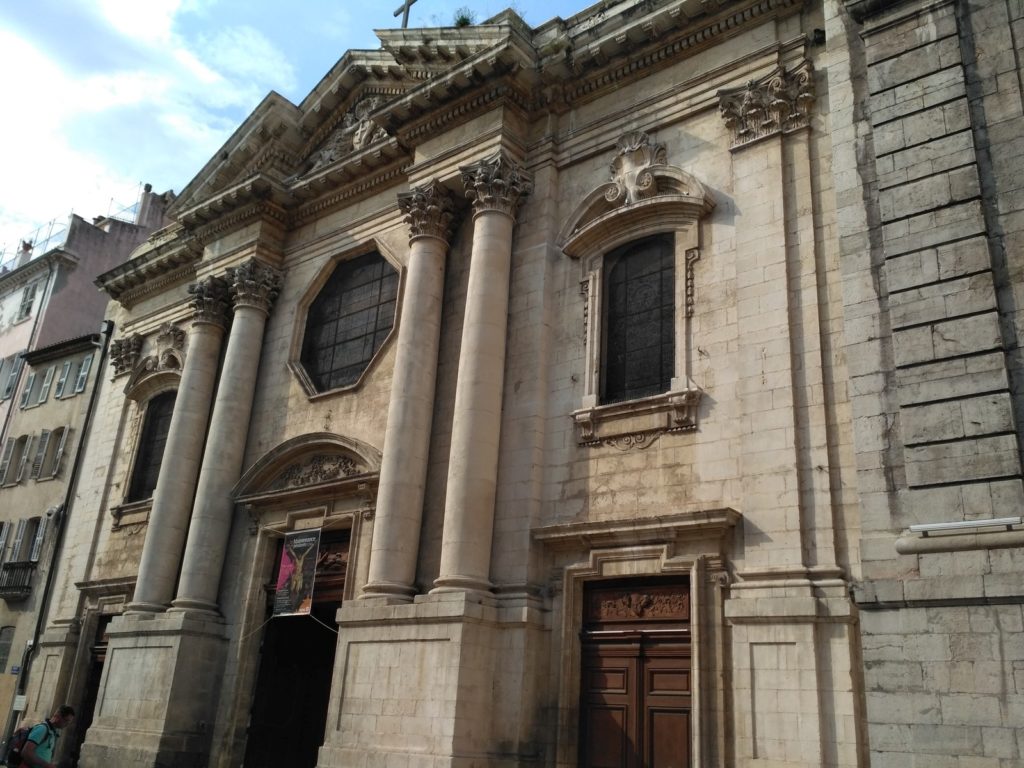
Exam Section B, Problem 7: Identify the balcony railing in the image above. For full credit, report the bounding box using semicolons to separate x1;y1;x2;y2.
0;562;36;601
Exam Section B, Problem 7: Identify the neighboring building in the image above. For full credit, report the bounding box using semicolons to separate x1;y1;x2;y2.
0;334;103;726
17;1;1024;768
0;189;173;446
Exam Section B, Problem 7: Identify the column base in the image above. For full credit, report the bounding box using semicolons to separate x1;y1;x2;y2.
430;573;494;597
124;600;168;614
168;596;220;615
360;578;417;602
79;611;228;768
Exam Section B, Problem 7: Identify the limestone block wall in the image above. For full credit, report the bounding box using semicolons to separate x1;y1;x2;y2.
829;0;1024;764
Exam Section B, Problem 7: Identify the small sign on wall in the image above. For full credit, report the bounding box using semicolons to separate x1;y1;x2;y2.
12;694;25;711
10;665;20;675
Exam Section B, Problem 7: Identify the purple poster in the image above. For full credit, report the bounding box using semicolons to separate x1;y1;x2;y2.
273;529;320;616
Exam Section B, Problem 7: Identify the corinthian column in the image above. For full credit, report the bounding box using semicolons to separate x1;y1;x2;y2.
362;182;456;601
433;153;531;595
128;276;229;612
172;259;282;613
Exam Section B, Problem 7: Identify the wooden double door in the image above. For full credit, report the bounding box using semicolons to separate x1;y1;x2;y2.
579;580;692;768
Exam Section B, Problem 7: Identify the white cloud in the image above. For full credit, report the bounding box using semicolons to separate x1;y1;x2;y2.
0;0;296;260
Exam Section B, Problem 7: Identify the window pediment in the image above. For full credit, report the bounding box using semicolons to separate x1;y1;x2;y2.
559;132;714;260
561;131;713;449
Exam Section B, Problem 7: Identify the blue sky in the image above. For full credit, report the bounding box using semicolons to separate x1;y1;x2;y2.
0;0;589;259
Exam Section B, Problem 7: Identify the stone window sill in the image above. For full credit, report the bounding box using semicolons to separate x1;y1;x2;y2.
571;386;702;449
111;498;152;529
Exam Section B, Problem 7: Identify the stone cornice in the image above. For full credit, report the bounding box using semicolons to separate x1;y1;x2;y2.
398;180;457;245
540;0;804;108
0;249;75;296
95;231;202;305
291;162;410;228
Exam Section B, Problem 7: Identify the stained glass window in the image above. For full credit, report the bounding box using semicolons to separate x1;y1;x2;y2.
602;235;675;404
302;252;398;392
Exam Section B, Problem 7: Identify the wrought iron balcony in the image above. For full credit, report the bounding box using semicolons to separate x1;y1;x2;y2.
0;561;36;601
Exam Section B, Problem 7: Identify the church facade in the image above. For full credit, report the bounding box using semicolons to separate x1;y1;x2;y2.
22;1;1024;767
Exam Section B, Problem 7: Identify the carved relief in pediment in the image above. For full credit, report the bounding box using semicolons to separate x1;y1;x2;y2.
304;97;390;176
266;452;366;491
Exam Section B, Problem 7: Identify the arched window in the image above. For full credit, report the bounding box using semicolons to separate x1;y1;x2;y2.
127;391;176;502
0;627;14;673
300;251;398;392
602;235;675;404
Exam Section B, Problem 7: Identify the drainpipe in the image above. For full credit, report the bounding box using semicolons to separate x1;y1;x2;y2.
0;319;114;756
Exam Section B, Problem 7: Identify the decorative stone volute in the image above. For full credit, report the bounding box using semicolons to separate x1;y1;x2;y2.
606;131;668;206
460;153;533;218
156;323;186;370
718;62;815;149
227;259;283;314
397;181;456;244
187;276;230;327
109;334;143;378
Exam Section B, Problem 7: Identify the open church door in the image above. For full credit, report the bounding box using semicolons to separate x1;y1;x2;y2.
243;529;350;768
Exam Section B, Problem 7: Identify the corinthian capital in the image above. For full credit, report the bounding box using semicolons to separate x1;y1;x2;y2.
109;334;143;378
188;276;230;327
398;181;456;245
718;61;815;149
227;259;283;314
460;153;532;219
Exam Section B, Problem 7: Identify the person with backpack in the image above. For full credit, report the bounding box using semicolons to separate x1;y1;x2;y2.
7;706;74;768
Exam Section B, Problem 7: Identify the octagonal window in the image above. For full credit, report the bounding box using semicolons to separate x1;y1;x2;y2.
301;251;399;392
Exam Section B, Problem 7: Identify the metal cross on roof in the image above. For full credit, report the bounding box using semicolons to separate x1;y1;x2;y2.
393;0;418;28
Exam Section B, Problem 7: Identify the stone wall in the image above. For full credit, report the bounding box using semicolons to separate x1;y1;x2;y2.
829;0;1024;763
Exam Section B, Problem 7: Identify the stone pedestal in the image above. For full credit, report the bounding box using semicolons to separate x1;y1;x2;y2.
78;611;228;768
318;591;546;768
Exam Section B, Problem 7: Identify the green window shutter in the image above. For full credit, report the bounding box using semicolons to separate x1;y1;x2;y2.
36;366;55;404
10;520;26;561
15;437;33;482
2;355;24;400
53;361;72;398
29;431;51;480
50;427;71;479
28;517;47;563
73;354;94;394
0;439;14;483
19;372;36;408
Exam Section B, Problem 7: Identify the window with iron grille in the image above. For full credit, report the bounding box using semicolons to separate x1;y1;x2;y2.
127;391;176;502
301;252;398;392
602;235;675;404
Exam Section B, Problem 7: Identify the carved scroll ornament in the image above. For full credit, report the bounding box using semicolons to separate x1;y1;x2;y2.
718;62;815;149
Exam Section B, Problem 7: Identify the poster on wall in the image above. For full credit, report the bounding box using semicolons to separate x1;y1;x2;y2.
273;529;321;616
